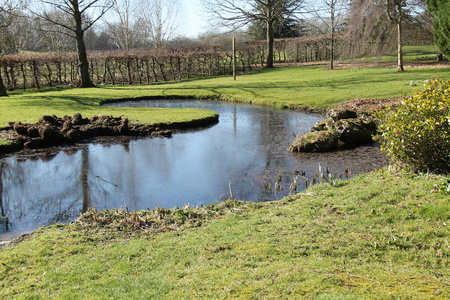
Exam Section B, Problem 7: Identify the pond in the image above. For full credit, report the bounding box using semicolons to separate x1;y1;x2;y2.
0;100;389;241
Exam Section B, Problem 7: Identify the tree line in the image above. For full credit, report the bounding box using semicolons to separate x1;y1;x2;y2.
0;45;236;90
0;0;448;97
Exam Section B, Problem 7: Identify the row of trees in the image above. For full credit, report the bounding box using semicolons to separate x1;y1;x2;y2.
0;45;245;90
1;29;434;92
205;0;436;72
0;0;447;97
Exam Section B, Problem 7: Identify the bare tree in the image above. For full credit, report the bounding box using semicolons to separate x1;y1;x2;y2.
203;0;305;68
140;0;183;48
106;0;146;50
33;0;113;87
34;10;75;52
386;0;405;71
0;0;26;96
0;10;33;54
0;2;9;96
308;0;349;69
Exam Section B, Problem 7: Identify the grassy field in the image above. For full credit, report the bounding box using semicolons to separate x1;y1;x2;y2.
1;64;449;127
0;169;449;299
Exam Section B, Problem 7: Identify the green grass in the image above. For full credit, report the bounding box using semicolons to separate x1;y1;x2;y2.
353;44;443;63
0;86;218;128
1;65;449;127
1;169;449;299
0;138;12;146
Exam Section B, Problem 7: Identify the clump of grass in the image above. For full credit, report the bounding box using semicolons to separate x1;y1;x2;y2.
0;138;13;146
432;177;450;194
73;200;253;238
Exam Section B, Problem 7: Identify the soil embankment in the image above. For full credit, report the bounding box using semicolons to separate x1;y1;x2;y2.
0;113;219;155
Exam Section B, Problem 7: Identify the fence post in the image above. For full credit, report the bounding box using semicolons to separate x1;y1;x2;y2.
233;37;237;81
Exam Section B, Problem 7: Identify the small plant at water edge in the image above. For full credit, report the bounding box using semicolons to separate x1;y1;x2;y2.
74;200;252;236
375;78;450;174
432;177;450;194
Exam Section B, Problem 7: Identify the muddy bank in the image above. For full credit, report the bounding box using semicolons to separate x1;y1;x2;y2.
0;113;219;156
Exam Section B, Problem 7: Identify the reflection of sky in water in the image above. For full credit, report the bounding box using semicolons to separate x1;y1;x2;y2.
0;100;388;241
1;151;83;240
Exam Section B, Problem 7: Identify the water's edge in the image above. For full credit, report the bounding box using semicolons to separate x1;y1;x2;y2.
0;100;388;242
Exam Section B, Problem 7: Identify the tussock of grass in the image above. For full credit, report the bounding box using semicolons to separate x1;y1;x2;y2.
73;200;252;238
1;169;449;299
0;138;13;146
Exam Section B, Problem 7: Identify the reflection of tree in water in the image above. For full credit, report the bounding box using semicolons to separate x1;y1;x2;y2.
0;161;8;233
87;139;142;211
81;146;91;213
1;149;84;233
231;106;303;199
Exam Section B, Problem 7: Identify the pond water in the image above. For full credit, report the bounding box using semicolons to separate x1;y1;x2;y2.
0;100;389;241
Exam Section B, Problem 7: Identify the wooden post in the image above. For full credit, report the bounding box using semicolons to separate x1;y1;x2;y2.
233;37;237;81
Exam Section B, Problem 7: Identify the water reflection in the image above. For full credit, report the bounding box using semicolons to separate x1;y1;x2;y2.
0;100;388;241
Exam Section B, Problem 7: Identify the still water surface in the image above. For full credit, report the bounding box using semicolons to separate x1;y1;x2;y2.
0;100;388;241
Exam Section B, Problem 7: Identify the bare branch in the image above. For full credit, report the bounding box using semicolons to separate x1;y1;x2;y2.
203;0;305;67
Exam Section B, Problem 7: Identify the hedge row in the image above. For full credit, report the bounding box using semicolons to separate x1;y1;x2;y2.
0;35;344;90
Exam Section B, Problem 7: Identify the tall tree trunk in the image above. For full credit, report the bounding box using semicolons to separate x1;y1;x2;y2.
397;19;404;72
266;20;274;68
330;1;335;70
265;3;274;69
75;33;95;87
73;1;95;88
386;0;404;72
0;71;8;97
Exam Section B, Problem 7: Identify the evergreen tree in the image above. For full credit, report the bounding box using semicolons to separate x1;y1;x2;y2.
427;0;450;58
247;17;304;40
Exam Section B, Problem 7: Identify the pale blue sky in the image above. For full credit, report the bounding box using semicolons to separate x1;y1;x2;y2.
179;0;209;37
99;0;211;38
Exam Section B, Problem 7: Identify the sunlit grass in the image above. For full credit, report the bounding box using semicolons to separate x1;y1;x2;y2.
0;138;13;146
1;170;449;298
351;44;442;63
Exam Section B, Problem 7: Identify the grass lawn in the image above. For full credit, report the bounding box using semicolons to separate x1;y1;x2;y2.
1;65;449;127
0;169;449;299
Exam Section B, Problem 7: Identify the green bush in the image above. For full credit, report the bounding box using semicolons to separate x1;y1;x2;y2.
375;78;450;174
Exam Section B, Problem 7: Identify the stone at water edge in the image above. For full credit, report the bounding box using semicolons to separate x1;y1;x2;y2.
290;130;340;152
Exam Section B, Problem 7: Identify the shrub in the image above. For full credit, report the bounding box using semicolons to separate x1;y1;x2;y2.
375;78;450;174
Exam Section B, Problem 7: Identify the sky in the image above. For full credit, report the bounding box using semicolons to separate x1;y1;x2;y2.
98;0;212;39
179;0;210;37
